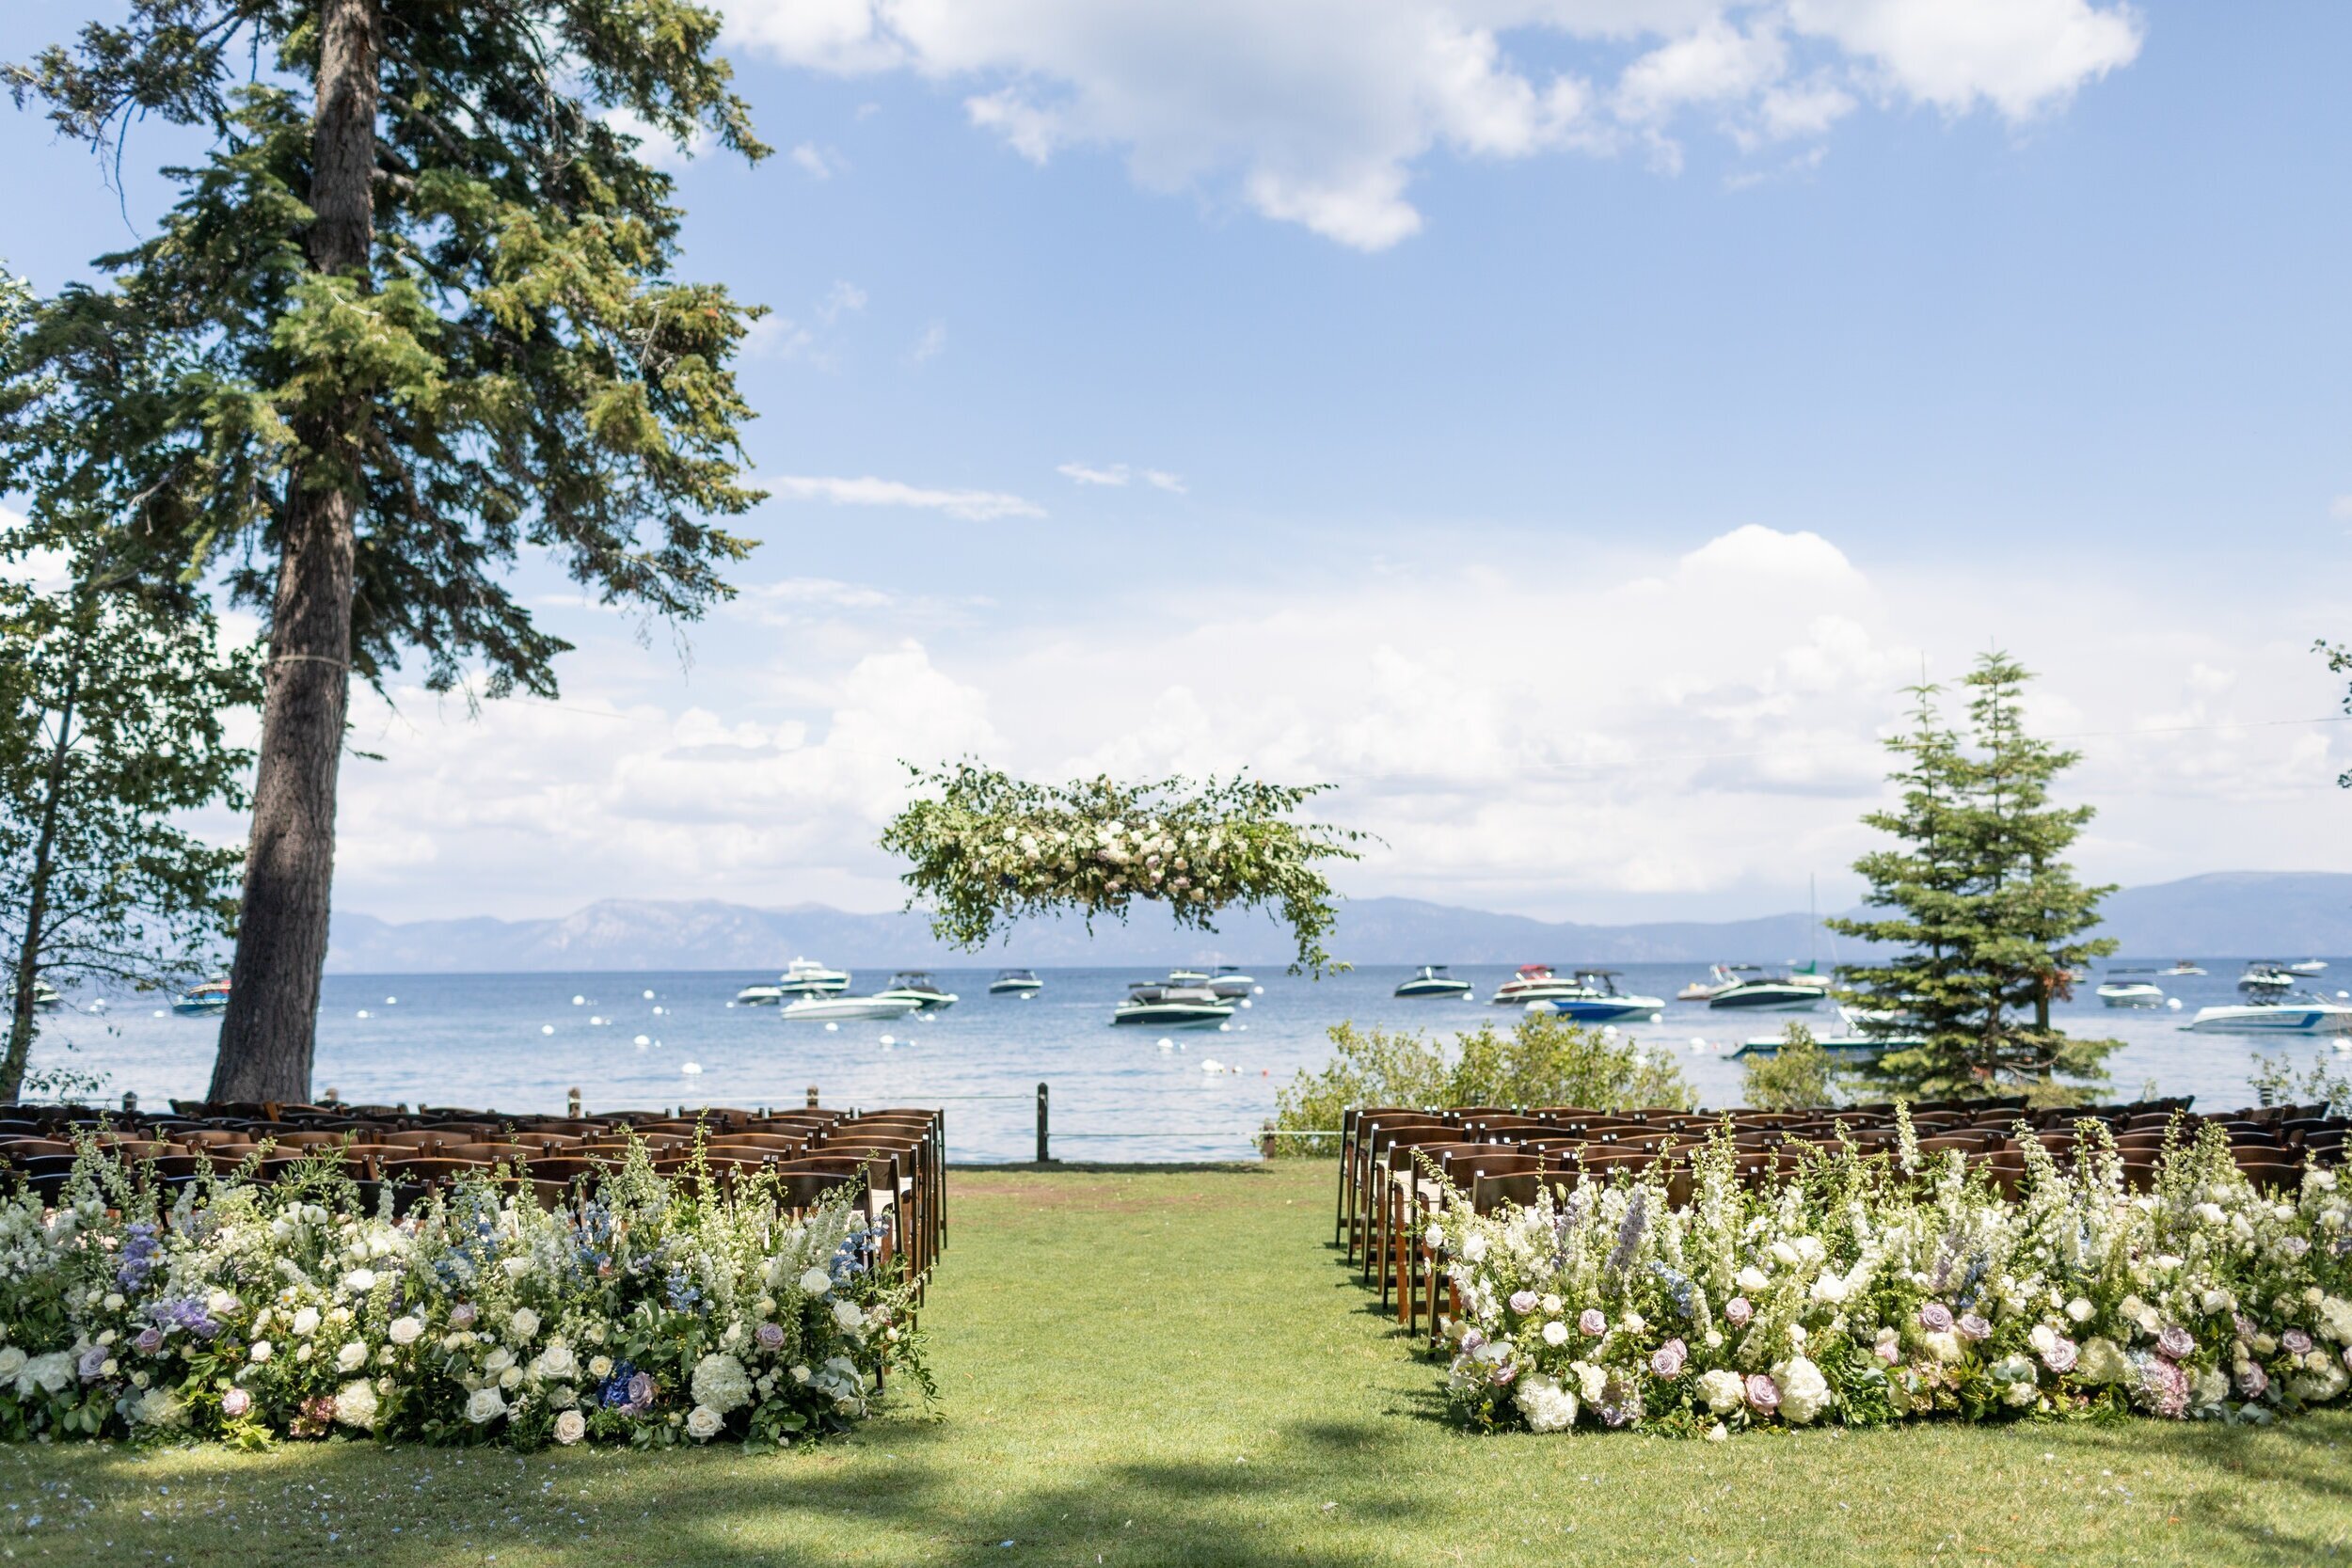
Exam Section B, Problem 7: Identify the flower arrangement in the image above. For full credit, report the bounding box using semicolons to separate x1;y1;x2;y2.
1427;1115;2352;1436
878;763;1364;973
0;1143;926;1449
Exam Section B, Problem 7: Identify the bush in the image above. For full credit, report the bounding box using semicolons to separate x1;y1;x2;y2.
1265;1010;1692;1155
1740;1022;1842;1110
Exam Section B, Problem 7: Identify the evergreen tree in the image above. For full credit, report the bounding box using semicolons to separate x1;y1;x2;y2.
5;1;769;1102
1830;652;2119;1102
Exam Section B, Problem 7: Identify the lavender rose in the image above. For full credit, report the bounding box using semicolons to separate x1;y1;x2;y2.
2234;1312;2258;1342
755;1322;787;1353
2155;1325;2195;1362
1918;1303;1954;1334
2236;1361;2269;1399
220;1386;252;1418
1956;1313;1992;1343
77;1347;109;1381
1724;1297;1754;1329
134;1327;165;1356
2281;1329;2313;1357
1578;1308;1608;1337
450;1303;478;1330
1744;1372;1782;1414
1509;1291;1540;1316
2041;1337;2078;1374
1651;1338;1688;1379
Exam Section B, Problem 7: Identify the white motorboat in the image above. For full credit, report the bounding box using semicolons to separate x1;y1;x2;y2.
2185;994;2352;1036
2239;963;2298;995
1167;968;1211;985
1490;964;1589;1005
739;957;851;1005
989;969;1043;996
2096;971;2167;1008
1677;964;1752;1002
2290;959;2329;975
780;994;924;1022
1206;965;1256;999
1707;972;1825;1012
171;977;230;1016
1112;984;1232;1027
6;978;63;1014
1522;970;1667;1023
874;971;958;1010
2162;960;2206;976
1395;964;1473;999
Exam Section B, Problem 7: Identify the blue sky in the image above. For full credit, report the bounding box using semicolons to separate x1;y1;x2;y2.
5;0;2350;927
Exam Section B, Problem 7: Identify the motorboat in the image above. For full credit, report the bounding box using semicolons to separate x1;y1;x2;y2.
2290;960;2329;975
989;969;1043;996
1730;1031;1911;1059
171;978;230;1015
1522;969;1667;1023
738;957;851;1005
1112;984;1232;1028
1490;964;1588;1005
1167;968;1211;985
2096;971;2167;1008
6;978;62;1013
2162;961;2206;976
874;971;959;1011
2184;994;2352;1036
1206;965;1256;999
2239;963;2298;995
781;994;925;1022
1706;972;1825;1011
1394;964;1473;999
1677;964;1752;1002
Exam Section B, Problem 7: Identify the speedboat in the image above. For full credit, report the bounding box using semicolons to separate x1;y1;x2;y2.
2185;993;2352;1035
1707;972;1824;1011
874;971;958;1011
989;969;1043;996
1167;968;1210;985
781;994;925;1022
171;978;230;1016
1394;964;1473;999
1490;965;1588;1005
2096;971;2167;1008
2239;963;2298;995
739;957;851;1005
2290;960;2329;975
2163;960;2206;976
1677;964;1752;1002
1522;970;1666;1023
6;979;62;1013
1206;965;1256;999
1112;984;1232;1027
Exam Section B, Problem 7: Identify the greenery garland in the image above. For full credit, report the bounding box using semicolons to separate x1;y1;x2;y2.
878;764;1366;973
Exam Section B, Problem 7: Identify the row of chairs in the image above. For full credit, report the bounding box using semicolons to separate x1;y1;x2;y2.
1333;1098;2349;1343
0;1101;947;1296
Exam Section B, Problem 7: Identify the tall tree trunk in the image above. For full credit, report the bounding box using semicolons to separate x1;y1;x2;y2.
0;611;85;1102
210;0;379;1106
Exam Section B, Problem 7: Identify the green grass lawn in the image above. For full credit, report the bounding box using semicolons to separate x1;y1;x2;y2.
7;1162;2351;1566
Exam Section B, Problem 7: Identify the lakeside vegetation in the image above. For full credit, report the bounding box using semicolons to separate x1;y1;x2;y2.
6;1164;2347;1566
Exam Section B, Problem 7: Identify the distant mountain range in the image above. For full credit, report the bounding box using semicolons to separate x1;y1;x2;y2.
324;871;2352;974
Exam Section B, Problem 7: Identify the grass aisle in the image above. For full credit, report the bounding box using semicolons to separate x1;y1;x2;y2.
7;1164;2351;1565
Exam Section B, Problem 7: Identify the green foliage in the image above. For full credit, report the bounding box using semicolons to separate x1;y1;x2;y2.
1267;1009;1693;1153
1829;652;2120;1102
1740;1022;1841;1110
0;556;258;1101
2249;1049;2352;1117
2;0;768;699
879;763;1365;974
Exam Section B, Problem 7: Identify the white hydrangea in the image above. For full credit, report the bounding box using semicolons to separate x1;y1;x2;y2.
1513;1372;1578;1433
1697;1369;1746;1415
333;1381;379;1431
691;1353;754;1415
1776;1356;1830;1424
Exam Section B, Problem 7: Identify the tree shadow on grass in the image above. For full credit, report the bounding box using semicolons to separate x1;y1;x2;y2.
2058;1410;2352;1565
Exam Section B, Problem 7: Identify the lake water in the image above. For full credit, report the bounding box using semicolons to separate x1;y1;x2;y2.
28;962;2352;1164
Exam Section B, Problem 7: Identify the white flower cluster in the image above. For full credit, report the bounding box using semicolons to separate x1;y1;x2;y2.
1429;1125;2352;1435
0;1144;916;1449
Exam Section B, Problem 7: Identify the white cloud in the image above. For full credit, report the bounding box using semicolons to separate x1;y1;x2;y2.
1057;462;1129;487
721;0;2142;248
909;321;948;363
743;280;867;365
789;141;845;179
2331;494;2352;522
766;473;1044;521
600;106;714;169
1141;469;1187;495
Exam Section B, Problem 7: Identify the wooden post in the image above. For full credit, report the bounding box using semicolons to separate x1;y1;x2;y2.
805;1084;819;1109
1036;1081;1050;1164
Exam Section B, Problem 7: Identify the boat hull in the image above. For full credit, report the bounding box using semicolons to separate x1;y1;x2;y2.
2185;1006;2352;1035
781;997;926;1022
1112;1003;1232;1028
2097;986;2166;1008
989;980;1042;995
1526;995;1665;1022
1394;979;1472;998
1707;986;1824;1011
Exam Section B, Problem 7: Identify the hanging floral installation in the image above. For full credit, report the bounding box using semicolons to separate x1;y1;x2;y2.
879;765;1366;973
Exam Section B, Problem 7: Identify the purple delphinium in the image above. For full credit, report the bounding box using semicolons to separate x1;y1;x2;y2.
1605;1187;1650;1276
115;1223;161;1293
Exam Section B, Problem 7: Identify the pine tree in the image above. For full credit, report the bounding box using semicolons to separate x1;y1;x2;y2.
5;2;768;1102
1829;653;2119;1102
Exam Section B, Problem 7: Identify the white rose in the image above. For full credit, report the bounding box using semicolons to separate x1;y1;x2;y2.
1540;1294;1562;1315
499;1366;523;1390
799;1268;834;1296
832;1300;864;1333
342;1269;377;1294
1571;1361;1608;1403
466;1386;507;1424
1810;1273;1849;1306
686;1404;725;1441
589;1355;614;1381
1423;1226;1445;1253
336;1341;367;1372
1541;1321;1568;1347
2028;1324;2058;1356
554;1409;587;1446
388;1316;423;1346
484;1347;515;1373
1736;1267;1769;1292
510;1308;541;1340
248;1340;274;1364
291;1307;320;1338
2065;1298;2094;1323
1770;1241;1801;1268
0;1348;24;1382
333;1380;379;1431
1776;1356;1831;1425
532;1342;578;1382
1460;1233;1488;1263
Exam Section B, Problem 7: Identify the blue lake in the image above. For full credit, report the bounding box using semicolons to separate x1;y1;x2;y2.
29;961;2350;1164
